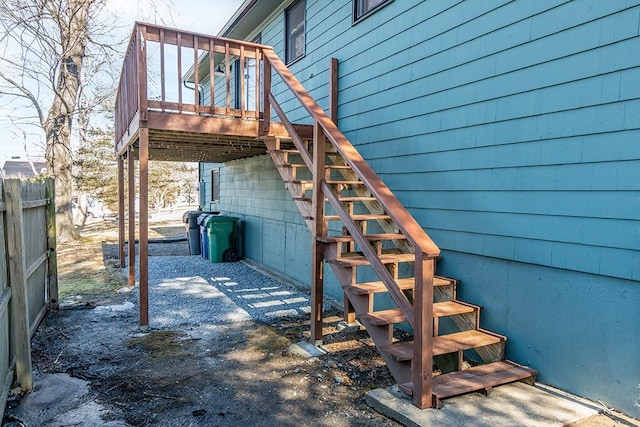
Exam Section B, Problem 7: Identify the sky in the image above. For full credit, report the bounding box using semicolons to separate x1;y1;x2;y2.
0;0;244;163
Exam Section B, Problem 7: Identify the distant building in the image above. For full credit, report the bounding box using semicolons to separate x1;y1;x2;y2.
1;158;46;180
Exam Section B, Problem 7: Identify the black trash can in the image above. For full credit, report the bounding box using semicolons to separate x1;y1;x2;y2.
183;210;201;255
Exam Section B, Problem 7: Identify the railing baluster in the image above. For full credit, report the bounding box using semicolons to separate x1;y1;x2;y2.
138;24;148;122
177;32;182;112
255;49;261;119
240;44;245;118
209;39;215;115
225;41;230;116
194;35;199;109
160;29;166;111
261;52;271;135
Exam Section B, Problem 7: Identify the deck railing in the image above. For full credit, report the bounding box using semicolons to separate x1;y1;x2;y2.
115;22;267;147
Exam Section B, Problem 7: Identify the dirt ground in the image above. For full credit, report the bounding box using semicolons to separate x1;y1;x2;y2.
2;212;638;426
4;214;401;426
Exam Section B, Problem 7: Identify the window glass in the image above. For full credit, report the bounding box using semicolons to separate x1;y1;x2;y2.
286;0;305;63
211;168;220;202
234;33;261;112
354;0;391;22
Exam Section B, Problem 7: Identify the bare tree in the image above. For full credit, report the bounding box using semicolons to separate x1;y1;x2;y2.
0;0;119;242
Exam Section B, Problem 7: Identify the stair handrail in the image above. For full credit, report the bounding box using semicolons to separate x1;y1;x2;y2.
262;48;440;258
263;48;437;407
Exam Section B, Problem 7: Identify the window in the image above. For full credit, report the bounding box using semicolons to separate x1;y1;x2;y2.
285;0;305;64
234;34;261;112
353;0;392;22
211;168;220;202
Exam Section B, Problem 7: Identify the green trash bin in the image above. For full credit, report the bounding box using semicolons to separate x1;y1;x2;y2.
206;216;239;263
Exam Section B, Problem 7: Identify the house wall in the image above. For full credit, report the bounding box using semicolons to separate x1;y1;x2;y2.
204;0;640;416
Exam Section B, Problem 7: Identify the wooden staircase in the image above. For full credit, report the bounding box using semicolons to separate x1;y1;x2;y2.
260;48;537;409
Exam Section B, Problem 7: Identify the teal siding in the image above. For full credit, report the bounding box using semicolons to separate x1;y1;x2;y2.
439;251;640;415
253;0;640;282
205;0;640;417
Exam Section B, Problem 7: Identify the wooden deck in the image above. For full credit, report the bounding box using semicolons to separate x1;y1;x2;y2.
117;110;312;162
114;23;311;163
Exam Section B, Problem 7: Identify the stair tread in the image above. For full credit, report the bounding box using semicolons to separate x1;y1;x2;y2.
293;196;376;202
380;330;503;361
361;309;408;326
324;214;391;222
326;180;364;185
347;276;455;294
399;360;537;400
267;149;301;154
285;179;313;184
317;233;406;243
433;301;476;317
359;302;475;326
337;196;376;202
329;252;415;267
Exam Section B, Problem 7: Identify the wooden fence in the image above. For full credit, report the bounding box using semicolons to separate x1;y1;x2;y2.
0;178;57;417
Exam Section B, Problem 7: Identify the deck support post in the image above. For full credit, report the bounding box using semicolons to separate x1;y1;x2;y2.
310;120;327;345
413;252;434;409
127;148;136;286
118;155;125;269
139;128;149;328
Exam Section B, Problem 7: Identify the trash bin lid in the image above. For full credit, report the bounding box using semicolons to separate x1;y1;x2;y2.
182;210;198;223
205;215;238;226
207;215;238;223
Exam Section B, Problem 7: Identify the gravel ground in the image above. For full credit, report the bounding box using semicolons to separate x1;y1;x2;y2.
132;256;313;328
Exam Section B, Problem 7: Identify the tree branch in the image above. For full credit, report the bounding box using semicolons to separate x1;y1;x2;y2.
0;69;45;126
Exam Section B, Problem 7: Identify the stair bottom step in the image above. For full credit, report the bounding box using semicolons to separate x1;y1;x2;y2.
399;360;537;400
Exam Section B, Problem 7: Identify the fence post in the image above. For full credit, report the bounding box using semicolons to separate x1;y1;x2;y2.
4;179;33;391
45;178;58;310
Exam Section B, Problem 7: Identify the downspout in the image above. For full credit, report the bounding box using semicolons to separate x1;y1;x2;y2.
183;81;204;106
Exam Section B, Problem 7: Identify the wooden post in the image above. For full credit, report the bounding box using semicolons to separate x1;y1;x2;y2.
413;252;434;409
261;54;271;136
5;179;33;391
137;23;148;121
118;155;126;269
225;42;230;116
329;58;338;124
127;149;136;286
310;121;326;345
139;128;149;328
44;178;58;310
209;39;215;115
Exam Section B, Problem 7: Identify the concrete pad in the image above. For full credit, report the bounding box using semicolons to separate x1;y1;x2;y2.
336;320;362;333
286;341;328;358
365;382;602;427
9;373;128;426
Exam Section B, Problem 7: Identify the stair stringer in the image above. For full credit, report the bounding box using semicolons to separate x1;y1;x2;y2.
327;154;502;363
329;262;413;385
